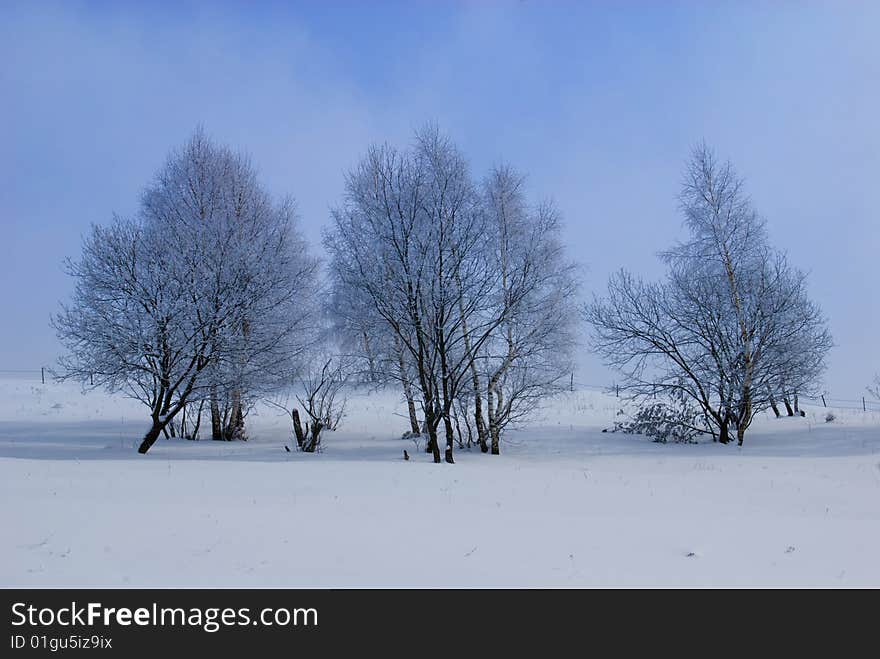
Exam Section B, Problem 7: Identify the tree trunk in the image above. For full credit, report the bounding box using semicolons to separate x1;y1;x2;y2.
396;345;421;435
303;421;322;453
454;265;487;452
406;397;420;436
452;407;466;449
226;390;245;440
363;331;377;383
783;396;794;417
423;404;442;463
423;400;436;454
474;394;488;453
138;419;166;454
427;426;441;463
737;384;752;446
486;384;498;454
210;393;223;440
292;409;306;449
489;426;500;455
768;388;780;418
462;325;487;451
718;419;730;444
443;413;455;464
793;392;799;414
189;399;205;440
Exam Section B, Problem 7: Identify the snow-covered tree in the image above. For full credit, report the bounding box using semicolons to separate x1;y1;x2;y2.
584;144;831;446
476;166;578;453
326;127;492;463
54;129;318;453
326;126;577;460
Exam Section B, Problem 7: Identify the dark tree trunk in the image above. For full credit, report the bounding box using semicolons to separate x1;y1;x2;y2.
427;426;441;462
768;388;780;418
422;404;441;463
292;409;306;449
783;396;794;417
443;413;455;464
303;421;322;453
737;385;751;446
475;398;488;453
138;419;166;454
423;402;434;455
793;392;799;415
718;419;730;444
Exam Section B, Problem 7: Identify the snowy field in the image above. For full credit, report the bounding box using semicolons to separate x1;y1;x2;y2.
1;377;879;588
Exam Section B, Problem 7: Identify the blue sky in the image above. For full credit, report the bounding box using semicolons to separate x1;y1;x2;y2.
2;0;878;396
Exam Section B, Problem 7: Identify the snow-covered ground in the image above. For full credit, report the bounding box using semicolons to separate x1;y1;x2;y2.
2;377;879;587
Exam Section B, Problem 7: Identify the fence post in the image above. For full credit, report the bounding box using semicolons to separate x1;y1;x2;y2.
864;397;867;412
615;384;619;398
570;373;574;392
90;373;94;386
41;367;45;384
821;395;826;408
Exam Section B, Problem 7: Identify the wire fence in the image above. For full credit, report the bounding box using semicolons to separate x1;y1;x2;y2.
567;378;880;413
0;368;49;383
3;368;879;412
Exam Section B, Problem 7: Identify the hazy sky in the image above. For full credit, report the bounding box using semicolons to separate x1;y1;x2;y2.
2;0;877;397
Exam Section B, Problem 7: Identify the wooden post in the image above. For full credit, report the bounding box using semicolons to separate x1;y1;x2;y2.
821;395;826;408
615;384;619;398
570;373;574;392
864;397;867;412
90;373;94;386
41;367;45;384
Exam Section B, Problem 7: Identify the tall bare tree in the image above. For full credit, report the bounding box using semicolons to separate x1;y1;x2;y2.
327;127;577;460
477;167;578;453
585;144;831;445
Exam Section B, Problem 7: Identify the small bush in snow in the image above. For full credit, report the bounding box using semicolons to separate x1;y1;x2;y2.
825;412;835;423
612;389;706;444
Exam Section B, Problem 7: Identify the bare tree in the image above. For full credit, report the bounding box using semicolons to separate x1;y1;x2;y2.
585;144;831;446
53;129;318;453
270;353;349;453
477;168;579;453
327;127;499;463
327;128;578;460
